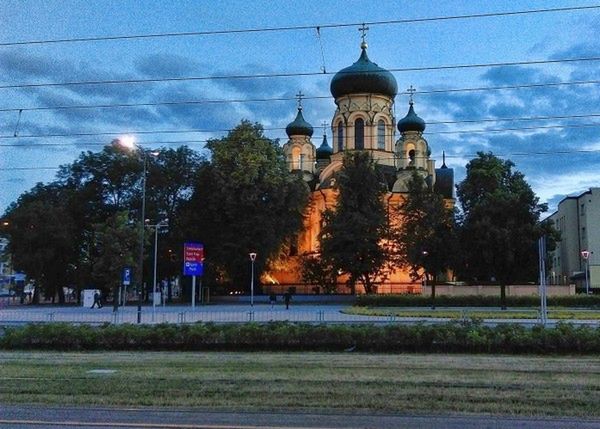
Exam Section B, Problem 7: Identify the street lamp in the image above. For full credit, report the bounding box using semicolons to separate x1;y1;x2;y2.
249;252;257;307
581;250;591;294
421;250;433;309
149;219;168;322
113;136;159;323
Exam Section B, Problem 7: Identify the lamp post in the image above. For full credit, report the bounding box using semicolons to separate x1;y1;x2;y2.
421;250;433;309
113;137;159;324
581;250;591;294
149;219;168;322
249;252;257;307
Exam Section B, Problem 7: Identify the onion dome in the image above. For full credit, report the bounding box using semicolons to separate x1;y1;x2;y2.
330;42;398;99
316;134;333;159
434;152;454;199
397;102;426;133
286;107;314;137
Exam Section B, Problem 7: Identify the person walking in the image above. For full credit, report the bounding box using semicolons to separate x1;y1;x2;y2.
269;292;276;309
91;291;102;309
283;291;292;310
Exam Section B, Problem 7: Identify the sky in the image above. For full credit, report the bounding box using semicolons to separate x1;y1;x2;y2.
1;0;599;215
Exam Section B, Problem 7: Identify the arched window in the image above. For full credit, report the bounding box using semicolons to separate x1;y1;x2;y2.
377;120;385;150
355;118;364;150
337;123;344;151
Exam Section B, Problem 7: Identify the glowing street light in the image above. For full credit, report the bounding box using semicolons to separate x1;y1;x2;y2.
581;250;591;294
249;252;257;307
113;136;160;323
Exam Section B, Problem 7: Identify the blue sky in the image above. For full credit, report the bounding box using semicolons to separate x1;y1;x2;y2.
1;0;599;214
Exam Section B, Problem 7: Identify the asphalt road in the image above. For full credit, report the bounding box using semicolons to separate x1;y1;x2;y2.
1;303;599;326
1;405;600;429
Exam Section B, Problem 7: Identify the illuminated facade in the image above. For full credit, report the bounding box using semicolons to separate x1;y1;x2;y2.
271;38;454;293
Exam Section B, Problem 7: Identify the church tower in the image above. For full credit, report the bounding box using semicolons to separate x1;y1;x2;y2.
326;25;397;177
282;91;316;181
393;89;435;192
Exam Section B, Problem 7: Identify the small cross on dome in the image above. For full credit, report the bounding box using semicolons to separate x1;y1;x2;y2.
358;23;369;48
406;85;416;104
295;91;305;110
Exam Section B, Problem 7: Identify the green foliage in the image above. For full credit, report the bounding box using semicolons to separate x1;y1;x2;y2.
300;253;338;293
91;211;140;296
395;172;457;282
3;183;78;303
355;293;600;307
319;152;390;294
2;322;600;354
185;121;309;288
456;152;554;286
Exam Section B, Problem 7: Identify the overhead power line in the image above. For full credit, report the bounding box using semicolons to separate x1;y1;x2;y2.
1;79;599;113
1;56;600;90
3;114;600;141
0;5;598;47
2;148;600;172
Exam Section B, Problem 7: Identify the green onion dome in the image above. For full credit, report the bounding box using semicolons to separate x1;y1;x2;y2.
330;43;398;99
397;102;426;133
286;108;314;137
316;134;333;159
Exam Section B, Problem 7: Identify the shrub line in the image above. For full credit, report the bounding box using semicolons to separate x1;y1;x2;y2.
1;322;599;354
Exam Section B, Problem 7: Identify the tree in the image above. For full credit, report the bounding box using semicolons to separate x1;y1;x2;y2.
319;151;390;294
456;152;553;309
3;183;78;303
91;211;139;310
185;121;309;289
396;172;457;286
300;253;338;294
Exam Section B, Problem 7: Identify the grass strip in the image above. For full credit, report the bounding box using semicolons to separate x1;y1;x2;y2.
346;307;600;320
0;351;598;417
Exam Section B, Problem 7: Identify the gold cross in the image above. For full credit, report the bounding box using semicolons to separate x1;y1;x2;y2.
406;85;416;104
296;91;305;109
358;23;369;44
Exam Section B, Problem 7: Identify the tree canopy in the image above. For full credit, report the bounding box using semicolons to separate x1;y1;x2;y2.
456;152;552;287
396;172;457;283
185;121;309;288
319;151;390;294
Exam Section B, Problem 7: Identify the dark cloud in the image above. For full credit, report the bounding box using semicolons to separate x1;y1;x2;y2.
135;53;205;78
481;66;559;85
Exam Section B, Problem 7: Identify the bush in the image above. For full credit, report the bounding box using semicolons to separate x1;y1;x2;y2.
354;294;600;308
1;321;599;354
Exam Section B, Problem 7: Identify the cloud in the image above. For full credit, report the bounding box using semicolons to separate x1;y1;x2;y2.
135;53;205;78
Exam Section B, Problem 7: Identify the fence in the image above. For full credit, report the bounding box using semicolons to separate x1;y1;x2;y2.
1;305;598;326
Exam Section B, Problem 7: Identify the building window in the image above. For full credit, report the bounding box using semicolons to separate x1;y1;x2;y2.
355;118;364;150
377;120;385;150
337;123;344;151
581;203;585;215
299;154;305;171
582;227;587;240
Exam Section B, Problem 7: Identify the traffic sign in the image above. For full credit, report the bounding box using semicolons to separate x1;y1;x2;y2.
122;267;132;286
184;242;204;276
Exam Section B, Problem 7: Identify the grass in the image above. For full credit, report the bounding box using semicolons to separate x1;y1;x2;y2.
345;306;600;320
0;351;599;417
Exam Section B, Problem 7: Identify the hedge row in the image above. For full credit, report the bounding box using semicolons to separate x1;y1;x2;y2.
354;294;600;308
1;322;600;354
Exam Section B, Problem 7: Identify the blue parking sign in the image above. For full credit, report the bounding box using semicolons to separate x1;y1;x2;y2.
122;267;132;286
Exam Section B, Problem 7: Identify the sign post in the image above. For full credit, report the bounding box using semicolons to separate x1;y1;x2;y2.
184;243;204;312
122;267;132;308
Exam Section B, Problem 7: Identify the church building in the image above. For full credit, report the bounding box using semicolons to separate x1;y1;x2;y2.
268;33;454;294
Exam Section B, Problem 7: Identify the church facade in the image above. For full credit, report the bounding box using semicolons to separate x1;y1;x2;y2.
266;37;454;294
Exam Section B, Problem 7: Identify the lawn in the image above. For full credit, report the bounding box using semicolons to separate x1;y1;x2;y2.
345;306;600;320
0;351;598;417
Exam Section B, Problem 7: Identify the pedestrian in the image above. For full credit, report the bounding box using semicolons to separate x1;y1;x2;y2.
283;291;292;310
91;291;102;309
269;292;276;309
